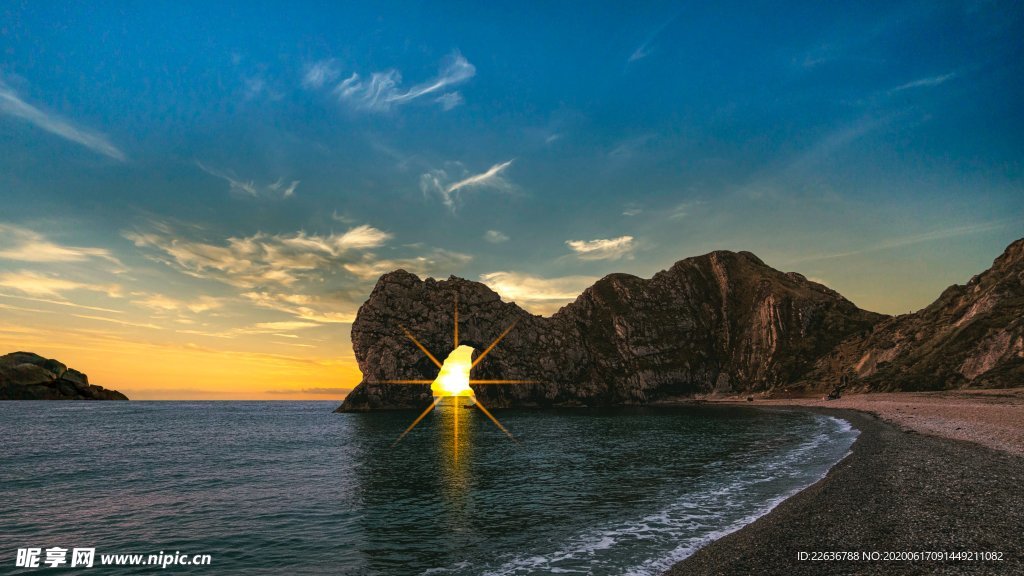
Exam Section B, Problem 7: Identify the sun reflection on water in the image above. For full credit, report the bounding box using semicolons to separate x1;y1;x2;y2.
433;399;474;526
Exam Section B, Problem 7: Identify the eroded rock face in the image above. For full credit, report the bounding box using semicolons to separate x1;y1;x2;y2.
337;251;883;411
0;352;128;400
801;238;1024;391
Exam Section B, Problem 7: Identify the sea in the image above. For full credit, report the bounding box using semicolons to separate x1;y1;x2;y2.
0;401;857;575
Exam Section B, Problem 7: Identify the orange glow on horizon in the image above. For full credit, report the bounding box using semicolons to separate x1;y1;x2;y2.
0;326;362;400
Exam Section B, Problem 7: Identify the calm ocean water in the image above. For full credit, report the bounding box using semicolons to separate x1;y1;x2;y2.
0;402;857;575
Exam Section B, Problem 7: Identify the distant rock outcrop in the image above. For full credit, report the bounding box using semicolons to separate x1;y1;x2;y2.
337;250;883;411
801;238;1024;391
0;352;128;400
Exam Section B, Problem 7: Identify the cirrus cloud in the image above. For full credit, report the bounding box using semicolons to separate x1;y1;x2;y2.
124;224;394;289
266;387;352;396
197;161;299;200
302;59;341;89
133;294;225;314
889;72;957;94
331;52;475;113
123;221;469;326
420;160;515;212
0;77;125;161
342;249;473;280
565;236;635;261
0;223;122;266
0;270;122;299
479;271;598;316
484;230;509;243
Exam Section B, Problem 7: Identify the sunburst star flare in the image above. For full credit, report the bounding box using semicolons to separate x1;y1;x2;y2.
382;297;533;446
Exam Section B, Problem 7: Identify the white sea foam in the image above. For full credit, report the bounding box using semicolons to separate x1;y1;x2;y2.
455;414;859;576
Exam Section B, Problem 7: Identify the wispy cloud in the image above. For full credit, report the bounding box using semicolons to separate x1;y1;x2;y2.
782;220;1015;265
447;160;514;195
0;292;123;314
484;230;509;243
0;77;125;161
793;42;854;70
252;320;322;331
302;59;341;89
332;52;475;112
0;223;122;265
628;44;652;63
889;72;957;93
0;270;122;298
133;294;225;314
420;160;515;212
435;92;464;111
787;115;891;174
608;134;654;160
565;236;636;261
71;313;160;330
122;387;249;400
242;76;269;101
125;224;393;289
480;271;598;316
792;10;915;72
668;200;706;220
732;114;895;203
125;224;386;325
626;7;685;65
123;222;467;325
0;301;52;315
266;387;352;396
240;291;357;324
270;179;300;198
342;249;472;280
196;162;299;199
331;211;357;224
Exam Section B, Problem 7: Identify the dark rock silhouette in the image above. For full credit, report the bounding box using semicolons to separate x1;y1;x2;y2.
337;250;883;411
338;238;1024;410
0;352;128;400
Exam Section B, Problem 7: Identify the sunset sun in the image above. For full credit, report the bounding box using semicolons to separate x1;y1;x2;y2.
382;296;530;446
431;345;475;398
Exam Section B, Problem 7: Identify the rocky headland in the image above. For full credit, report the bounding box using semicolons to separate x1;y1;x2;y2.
338;238;1023;412
0;352;128;400
799;237;1024;391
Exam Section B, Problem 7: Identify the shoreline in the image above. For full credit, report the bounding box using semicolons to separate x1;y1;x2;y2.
703;388;1024;456
662;405;1023;575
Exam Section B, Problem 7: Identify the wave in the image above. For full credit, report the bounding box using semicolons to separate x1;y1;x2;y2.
430;415;858;576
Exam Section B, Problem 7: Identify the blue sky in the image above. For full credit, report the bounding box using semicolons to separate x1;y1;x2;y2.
0;1;1021;397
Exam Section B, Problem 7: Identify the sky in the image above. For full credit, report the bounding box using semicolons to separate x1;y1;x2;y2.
0;1;1022;399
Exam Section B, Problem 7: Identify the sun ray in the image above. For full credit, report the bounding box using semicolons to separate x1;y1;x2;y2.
390;299;529;449
400;325;443;369
392;396;444;446
473;398;516;442
470;319;519;369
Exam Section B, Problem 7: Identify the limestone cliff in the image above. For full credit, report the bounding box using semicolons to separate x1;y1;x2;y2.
337;250;883;410
0;352;128;400
801;237;1024;391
